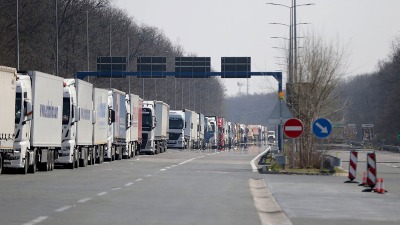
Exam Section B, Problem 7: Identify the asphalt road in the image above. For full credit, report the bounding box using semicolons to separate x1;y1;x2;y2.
0;145;267;225
1;145;399;225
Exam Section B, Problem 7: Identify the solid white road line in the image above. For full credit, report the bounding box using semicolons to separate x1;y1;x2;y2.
55;205;72;213
23;216;49;225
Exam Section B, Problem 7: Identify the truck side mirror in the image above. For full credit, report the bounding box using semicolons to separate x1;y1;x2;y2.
126;113;131;128
152;115;157;129
108;109;115;125
74;106;80;122
22;100;33;125
92;110;97;124
24;100;33;121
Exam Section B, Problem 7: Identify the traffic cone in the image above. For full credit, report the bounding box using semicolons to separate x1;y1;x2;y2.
374;178;381;193
378;178;387;194
359;171;367;186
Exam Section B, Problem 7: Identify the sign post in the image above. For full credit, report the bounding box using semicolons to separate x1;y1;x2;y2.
284;118;304;169
312;118;333;171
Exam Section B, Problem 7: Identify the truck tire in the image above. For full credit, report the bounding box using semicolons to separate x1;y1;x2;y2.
79;148;88;167
74;149;79;168
19;156;28;175
28;151;36;173
88;149;94;165
0;154;3;174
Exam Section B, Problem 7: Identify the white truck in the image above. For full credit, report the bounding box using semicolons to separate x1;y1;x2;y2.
205;116;218;149
141;101;169;154
183;109;196;149
195;113;205;149
168;110;186;149
3;70;63;174
106;89;126;161
125;94;142;158
0;66;17;174
59;79;98;169
92;88;109;163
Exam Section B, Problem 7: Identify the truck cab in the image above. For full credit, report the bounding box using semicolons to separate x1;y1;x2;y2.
58;79;79;169
168;110;186;149
141;103;156;154
6;75;34;173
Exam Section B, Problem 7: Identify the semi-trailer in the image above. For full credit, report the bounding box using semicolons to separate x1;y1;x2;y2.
141;101;169;154
125;93;142;158
3;70;64;173
105;89;126;161
0;66;17;174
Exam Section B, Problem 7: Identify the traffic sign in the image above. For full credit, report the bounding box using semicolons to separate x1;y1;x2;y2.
312;118;332;138
284;118;304;138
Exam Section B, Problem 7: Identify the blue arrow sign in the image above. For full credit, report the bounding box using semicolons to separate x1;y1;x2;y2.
312;118;333;138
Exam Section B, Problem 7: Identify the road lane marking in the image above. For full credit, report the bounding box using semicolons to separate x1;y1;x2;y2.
55;205;72;212
97;192;108;196
136;178;143;182
146;174;152;177
124;182;134;187
160;168;167;171
78;198;92;203
111;187;122;191
23;216;48;225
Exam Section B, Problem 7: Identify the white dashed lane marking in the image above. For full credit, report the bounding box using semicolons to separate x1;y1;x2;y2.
136;178;143;182
124;182;134;187
77;198;92;203
97;192;108;196
23;216;48;225
55;205;72;213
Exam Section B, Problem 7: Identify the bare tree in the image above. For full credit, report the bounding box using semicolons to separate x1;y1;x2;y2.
291;31;347;168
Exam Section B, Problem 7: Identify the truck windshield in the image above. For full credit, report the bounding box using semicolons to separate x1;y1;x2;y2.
169;118;184;129
15;92;22;124
142;108;152;131
62;97;70;125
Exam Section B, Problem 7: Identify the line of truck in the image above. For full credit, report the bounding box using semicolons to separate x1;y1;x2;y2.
0;65;273;175
0;66;171;174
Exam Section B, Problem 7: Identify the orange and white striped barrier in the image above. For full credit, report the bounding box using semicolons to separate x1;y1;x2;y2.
348;151;358;182
366;152;377;189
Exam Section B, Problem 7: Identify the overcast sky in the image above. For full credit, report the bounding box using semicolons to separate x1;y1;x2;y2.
114;0;400;96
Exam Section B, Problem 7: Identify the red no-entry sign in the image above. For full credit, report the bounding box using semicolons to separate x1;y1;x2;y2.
284;118;304;138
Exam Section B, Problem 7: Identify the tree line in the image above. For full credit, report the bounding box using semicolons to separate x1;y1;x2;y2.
339;36;400;145
0;0;225;116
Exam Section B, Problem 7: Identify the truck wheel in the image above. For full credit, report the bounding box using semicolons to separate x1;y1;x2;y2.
0;154;3;174
100;147;104;163
88;150;93;165
74;149;79;168
20;156;28;174
28;151;36;173
79;149;88;167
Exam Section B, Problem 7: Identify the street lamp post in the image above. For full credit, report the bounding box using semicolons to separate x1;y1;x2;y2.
267;1;314;153
16;0;20;70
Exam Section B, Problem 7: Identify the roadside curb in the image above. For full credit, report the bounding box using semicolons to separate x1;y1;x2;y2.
258;170;347;176
249;178;293;225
